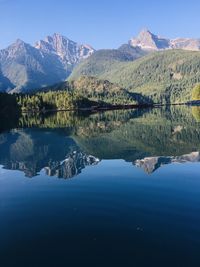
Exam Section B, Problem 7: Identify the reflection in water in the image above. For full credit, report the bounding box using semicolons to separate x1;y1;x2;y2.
192;106;200;122
1;106;200;267
0;106;200;178
134;152;200;174
44;151;100;179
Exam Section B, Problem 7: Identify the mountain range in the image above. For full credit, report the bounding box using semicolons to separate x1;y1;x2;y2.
130;29;200;51
1;29;200;99
70;30;200;103
0;33;94;93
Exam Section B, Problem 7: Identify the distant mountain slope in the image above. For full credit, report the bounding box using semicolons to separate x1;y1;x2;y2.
0;39;67;93
118;44;148;58
0;34;94;93
130;29;200;51
70;49;200;103
0;68;14;92
69;47;146;80
1;29;200;95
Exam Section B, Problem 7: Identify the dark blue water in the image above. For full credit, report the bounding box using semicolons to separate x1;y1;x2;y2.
0;107;200;266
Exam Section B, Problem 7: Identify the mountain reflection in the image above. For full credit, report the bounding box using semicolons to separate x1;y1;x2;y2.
134;152;200;174
0;106;200;178
44;151;100;179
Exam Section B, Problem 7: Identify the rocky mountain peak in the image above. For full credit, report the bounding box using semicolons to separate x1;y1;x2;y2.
130;29;200;51
15;39;26;45
35;33;95;65
130;29;170;50
138;28;152;38
11;39;30;50
0;33;95;93
2;39;34;59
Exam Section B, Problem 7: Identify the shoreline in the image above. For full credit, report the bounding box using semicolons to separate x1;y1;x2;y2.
20;102;199;114
21;104;154;114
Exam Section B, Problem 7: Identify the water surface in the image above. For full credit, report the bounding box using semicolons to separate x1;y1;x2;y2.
0;106;200;266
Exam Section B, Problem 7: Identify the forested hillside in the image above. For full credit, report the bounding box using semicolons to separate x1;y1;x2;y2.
35;76;146;106
69;48;146;81
70;50;200;103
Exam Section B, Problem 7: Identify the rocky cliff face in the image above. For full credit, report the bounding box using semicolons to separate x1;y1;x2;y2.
130;29;200;51
35;33;95;67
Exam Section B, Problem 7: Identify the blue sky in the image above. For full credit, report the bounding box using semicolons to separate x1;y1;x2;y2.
0;0;200;49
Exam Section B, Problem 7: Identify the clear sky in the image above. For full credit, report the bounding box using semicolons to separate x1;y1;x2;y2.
1;0;200;49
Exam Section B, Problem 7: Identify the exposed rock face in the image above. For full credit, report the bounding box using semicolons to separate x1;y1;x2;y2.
0;34;94;93
130;29;200;51
130;29;170;50
134;152;200;174
170;38;200;51
35;33;95;67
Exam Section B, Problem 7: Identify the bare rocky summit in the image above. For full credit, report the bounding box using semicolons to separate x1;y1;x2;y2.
130;29;200;51
35;33;94;66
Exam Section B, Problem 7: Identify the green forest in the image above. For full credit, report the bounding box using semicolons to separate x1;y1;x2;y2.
70;49;200;104
16;91;97;112
0;76;143;115
0;73;200;120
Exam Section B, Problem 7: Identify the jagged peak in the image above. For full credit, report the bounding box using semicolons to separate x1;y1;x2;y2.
35;33;95;52
52;32;69;39
7;38;31;50
130;29;170;50
130;29;200;51
139;28;152;35
15;38;26;44
137;29;160;41
12;39;32;48
45;33;74;44
34;33;95;65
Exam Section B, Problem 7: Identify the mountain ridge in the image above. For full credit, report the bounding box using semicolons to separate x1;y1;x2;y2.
35;33;95;66
0;33;95;93
130;29;200;51
1;29;200;95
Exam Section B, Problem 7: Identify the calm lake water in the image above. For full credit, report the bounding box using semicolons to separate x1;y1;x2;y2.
1;106;200;266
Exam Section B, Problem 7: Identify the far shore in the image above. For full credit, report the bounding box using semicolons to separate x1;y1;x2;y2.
20;101;200;114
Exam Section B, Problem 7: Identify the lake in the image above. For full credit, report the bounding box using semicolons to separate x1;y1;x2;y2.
0;106;200;266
